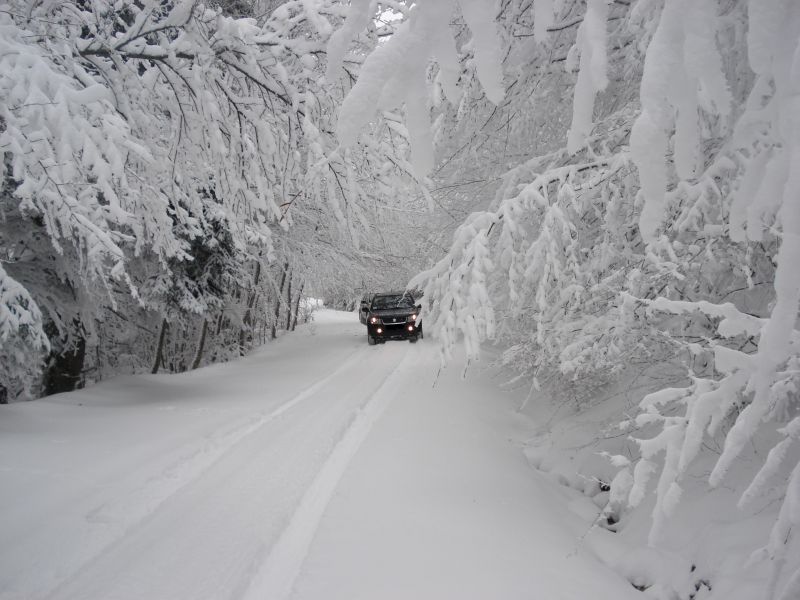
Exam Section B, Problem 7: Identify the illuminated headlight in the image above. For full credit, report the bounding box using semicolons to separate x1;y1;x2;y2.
409;314;417;321
408;325;414;331
370;316;381;324
376;327;383;334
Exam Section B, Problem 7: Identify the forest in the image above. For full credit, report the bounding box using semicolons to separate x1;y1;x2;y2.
2;0;799;598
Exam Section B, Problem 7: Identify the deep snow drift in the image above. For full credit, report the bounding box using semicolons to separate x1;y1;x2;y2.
1;310;644;600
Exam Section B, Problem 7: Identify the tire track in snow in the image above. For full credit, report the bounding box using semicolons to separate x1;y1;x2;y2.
42;347;368;600
87;346;369;524
241;348;413;600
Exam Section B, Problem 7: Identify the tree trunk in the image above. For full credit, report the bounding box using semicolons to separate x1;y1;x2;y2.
209;312;224;363
240;261;262;354
291;280;305;331
191;318;209;370
284;270;293;331
151;318;169;374
270;261;289;340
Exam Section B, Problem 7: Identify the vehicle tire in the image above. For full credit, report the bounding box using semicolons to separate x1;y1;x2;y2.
367;335;376;346
409;337;418;343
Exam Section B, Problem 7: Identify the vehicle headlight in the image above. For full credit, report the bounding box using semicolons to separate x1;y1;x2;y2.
409;313;417;321
370;316;381;324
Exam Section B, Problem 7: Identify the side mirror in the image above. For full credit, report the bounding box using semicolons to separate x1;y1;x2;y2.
416;304;422;311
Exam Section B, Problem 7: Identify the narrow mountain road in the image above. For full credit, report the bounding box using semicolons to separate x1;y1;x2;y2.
0;311;641;600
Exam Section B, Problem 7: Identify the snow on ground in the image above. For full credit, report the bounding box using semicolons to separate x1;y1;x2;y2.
520;370;799;600
1;310;641;600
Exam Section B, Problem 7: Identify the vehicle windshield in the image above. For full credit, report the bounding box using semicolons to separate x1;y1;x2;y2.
371;294;415;310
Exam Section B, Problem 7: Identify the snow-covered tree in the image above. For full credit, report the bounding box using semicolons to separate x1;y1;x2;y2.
0;0;425;395
325;0;800;596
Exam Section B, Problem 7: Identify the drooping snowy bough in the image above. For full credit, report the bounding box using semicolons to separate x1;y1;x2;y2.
331;0;505;177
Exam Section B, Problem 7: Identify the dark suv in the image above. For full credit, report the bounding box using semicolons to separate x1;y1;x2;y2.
361;292;422;345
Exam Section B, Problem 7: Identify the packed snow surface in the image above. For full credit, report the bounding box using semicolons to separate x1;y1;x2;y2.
1;310;640;600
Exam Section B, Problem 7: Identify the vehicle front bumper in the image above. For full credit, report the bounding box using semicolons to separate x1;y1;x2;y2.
367;321;420;340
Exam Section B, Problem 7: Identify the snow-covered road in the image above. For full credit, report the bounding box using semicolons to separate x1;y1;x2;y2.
1;310;641;600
